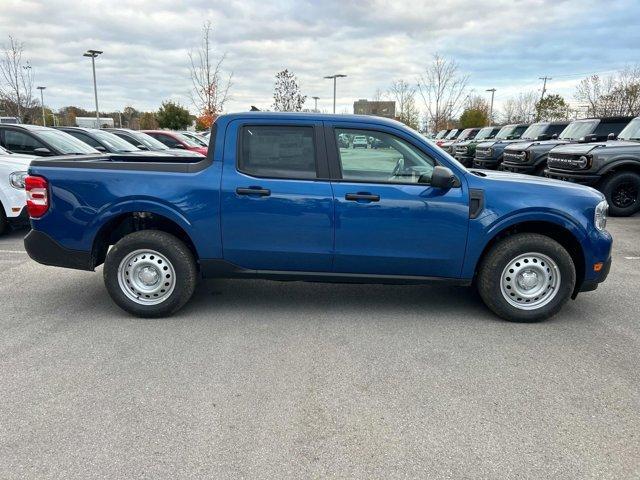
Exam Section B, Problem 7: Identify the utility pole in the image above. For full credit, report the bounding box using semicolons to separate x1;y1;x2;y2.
539;76;551;102
118;111;123;128
486;88;496;125
324;74;347;114
37;86;46;126
83;49;103;128
312;96;320;113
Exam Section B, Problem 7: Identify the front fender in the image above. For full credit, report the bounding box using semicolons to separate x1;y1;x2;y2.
598;159;640;176
462;208;589;278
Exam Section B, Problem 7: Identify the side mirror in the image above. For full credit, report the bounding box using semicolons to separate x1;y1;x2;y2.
136;144;149;150
551;133;558;139
33;147;51;156
428;166;458;189
174;144;186;149
607;133;617;141
95;146;107;152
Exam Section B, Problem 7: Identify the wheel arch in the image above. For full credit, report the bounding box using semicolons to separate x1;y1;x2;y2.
90;210;199;269
598;159;640;177
473;219;586;297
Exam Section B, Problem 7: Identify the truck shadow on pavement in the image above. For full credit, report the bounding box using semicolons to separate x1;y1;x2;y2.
182;278;494;322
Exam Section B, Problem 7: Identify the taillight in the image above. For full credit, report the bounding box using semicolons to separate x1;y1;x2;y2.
25;175;49;218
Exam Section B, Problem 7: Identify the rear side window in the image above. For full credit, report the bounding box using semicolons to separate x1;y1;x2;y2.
239;126;316;179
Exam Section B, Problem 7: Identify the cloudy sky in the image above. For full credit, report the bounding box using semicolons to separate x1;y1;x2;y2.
1;0;638;116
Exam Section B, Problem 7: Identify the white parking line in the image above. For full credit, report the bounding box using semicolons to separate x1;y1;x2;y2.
624;256;640;260
0;250;26;254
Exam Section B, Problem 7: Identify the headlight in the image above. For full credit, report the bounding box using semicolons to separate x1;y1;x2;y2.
576;155;590;169
487;147;493;156
9;171;27;189
595;200;608;231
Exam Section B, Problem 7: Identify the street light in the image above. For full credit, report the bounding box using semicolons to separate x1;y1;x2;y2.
486;88;496;125
37;86;46;126
324;74;347;114
83;49;103;128
312;96;320;113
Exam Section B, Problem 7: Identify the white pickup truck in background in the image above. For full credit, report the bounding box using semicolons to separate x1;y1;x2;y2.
0;146;32;235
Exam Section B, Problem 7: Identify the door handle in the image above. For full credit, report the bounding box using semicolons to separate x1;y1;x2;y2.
345;193;380;202
236;187;271;197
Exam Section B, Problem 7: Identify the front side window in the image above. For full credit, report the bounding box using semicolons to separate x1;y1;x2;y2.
335;128;435;184
66;130;102;148
239;125;316;179
152;134;181;148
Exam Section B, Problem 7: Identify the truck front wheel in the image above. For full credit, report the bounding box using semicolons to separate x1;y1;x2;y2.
103;230;198;318
600;172;640;217
477;233;576;322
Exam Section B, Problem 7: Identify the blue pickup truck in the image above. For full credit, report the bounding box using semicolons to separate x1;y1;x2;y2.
23;113;612;322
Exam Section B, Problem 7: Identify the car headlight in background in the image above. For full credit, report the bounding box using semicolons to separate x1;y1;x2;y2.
576;155;591;169
595;200;608;231
9;171;28;189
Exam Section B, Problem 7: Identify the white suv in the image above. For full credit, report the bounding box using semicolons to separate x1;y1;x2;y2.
0;146;33;235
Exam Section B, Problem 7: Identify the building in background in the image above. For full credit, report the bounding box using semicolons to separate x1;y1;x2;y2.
353;100;396;119
75;116;115;128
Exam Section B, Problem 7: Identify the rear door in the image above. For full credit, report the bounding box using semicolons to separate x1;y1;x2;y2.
221;119;334;272
326;122;469;278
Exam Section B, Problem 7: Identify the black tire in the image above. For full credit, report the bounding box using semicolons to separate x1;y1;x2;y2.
477;233;576;322
103;230;198;318
0;204;7;236
600;172;640;217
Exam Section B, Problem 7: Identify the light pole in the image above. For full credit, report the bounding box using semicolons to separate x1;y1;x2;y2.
37;86;46;126
486;88;496;125
324;74;346;114
83;49;103;128
312;96;320;112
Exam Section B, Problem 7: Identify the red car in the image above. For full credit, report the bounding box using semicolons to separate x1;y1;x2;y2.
142;130;208;156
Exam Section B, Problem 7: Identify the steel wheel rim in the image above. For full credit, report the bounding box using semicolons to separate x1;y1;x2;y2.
500;252;561;310
117;249;176;305
612;182;638;209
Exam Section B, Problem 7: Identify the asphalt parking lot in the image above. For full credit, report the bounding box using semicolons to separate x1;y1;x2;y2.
1;217;639;479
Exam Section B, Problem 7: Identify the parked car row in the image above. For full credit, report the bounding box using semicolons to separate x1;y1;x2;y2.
0;124;210;236
435;116;640;216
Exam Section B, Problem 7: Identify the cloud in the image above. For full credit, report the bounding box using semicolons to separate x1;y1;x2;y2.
0;0;637;117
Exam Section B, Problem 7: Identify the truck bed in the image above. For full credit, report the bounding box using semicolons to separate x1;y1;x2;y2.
30;153;208;173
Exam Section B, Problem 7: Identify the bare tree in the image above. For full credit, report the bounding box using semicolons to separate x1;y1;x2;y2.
388;79;420;129
574;74;614;117
272;69;306;112
189;21;232;117
417;54;469;131
372;88;386;102
0;35;34;120
501;91;537;123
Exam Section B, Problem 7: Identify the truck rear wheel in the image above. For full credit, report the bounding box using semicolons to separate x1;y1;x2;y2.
103;230;197;318
477;233;575;322
600;172;640;217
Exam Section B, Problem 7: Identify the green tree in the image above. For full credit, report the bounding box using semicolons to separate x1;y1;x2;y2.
272;69;306;111
459;108;488;128
536;94;569;121
156;101;191;129
139;111;158;129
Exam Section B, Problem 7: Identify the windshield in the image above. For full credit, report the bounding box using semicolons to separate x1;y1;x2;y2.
37;129;99;154
520;123;549;140
618;118;640;140
559;120;599;140
444;129;459;140
174;132;201;147
435;130;448;140
474;127;496;141
457;129;476;141
123;131;169;150
183;132;208;146
92;130;140;152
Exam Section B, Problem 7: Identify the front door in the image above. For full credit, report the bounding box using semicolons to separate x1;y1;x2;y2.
221;120;334;272
328;124;469;278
